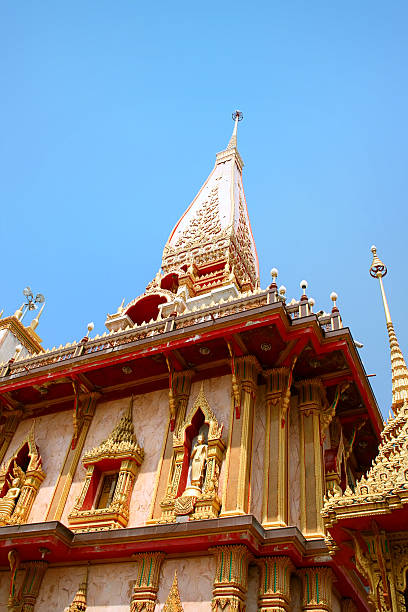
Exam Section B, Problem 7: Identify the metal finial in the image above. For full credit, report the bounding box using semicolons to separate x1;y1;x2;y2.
369;245;387;278
227;110;244;150
87;322;94;337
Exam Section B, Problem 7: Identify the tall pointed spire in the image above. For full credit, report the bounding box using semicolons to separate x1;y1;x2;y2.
160;111;259;295
370;245;408;412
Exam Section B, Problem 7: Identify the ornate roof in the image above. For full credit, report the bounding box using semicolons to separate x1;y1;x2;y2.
323;247;408;523
161;112;259;294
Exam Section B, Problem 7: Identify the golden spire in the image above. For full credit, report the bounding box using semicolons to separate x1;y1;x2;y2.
13;303;24;321
227;110;243;150
163;571;184;612
30;302;45;331
370;245;408;412
68;565;88;611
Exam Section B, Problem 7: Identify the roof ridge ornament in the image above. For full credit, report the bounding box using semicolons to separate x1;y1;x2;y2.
227;110;243;150
370;245;408;412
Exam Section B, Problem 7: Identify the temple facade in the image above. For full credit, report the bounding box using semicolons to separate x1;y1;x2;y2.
0;113;401;611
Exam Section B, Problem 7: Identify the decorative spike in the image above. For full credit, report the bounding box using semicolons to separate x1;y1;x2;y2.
29;302;45;331
369;245;408;412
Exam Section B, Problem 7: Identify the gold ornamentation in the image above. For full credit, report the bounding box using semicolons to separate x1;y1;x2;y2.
0;423;45;526
130;552;165;612
211;545;251;611
68;397;144;531
7;550;47;612
66;565;88;612
160;384;225;523
163;571;184;612
257;556;294;612
298;567;332;611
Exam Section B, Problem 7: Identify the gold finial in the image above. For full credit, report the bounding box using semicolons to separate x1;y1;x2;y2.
0;309;3;319
370;245;408;412
67;564;89;611
14;303;24;321
30;302;45;331
163;571;183;612
227;110;243;150
116;298;125;314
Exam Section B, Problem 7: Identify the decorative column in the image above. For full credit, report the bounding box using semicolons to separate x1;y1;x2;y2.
296;379;326;538
211;545;251;611
149;370;193;522
130;552;165;611
258;556;294;612
262;368;292;527
46;392;99;521
222;356;260;516
299;568;332;612
0;414;20;464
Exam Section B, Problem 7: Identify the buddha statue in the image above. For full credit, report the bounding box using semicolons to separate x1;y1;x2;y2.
189;434;208;491
0;465;25;526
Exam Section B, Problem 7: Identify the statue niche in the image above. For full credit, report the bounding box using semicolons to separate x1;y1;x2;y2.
160;385;225;522
0;425;45;526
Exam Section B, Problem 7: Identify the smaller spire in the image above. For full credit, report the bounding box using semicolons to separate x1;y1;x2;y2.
14;303;24;321
67;565;89;612
30;302;45;331
370;245;408;412
227;110;243;150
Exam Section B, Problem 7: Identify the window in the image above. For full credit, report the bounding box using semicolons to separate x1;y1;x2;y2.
96;473;119;509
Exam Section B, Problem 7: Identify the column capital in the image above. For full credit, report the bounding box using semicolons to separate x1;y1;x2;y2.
211;545;251;611
299;567;332;611
258;556;294;612
131;552;165;612
296;379;326;412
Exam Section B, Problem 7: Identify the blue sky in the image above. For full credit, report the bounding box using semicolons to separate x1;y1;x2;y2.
1;2;407;416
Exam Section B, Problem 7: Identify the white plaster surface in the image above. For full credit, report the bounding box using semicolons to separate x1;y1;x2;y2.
288;396;301;529
156;556;214;611
3;411;72;523
60;388;168;527
247;563;260;611
290;574;302;612
250;385;266;523
36;565;89;610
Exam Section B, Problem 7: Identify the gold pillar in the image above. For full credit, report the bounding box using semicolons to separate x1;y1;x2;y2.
222;356;260;516
9;560;48;612
258;556;294;612
262;368;291;527
297;379;326;538
299;567;332;612
46;392;98;521
149;370;193;522
130;552;165;612
0;415;20;464
211;545;251;611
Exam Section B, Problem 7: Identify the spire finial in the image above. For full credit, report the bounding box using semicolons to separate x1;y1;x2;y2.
227;110;243;150
30;302;45;331
370;245;408;412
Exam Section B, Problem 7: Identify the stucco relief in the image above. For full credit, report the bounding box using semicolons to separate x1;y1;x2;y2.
2;411;71;524
156;556;214;611
289;396;301;529
35;566;87;610
250;385;266;523
61;389;168;528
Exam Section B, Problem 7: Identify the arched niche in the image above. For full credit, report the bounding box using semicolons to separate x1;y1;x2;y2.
160;384;225;522
126;293;168;325
0;424;45;526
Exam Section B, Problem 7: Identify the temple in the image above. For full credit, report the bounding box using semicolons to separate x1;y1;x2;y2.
0;113;403;611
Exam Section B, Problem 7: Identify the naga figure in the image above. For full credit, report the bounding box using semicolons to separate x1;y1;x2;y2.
0;464;25;526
